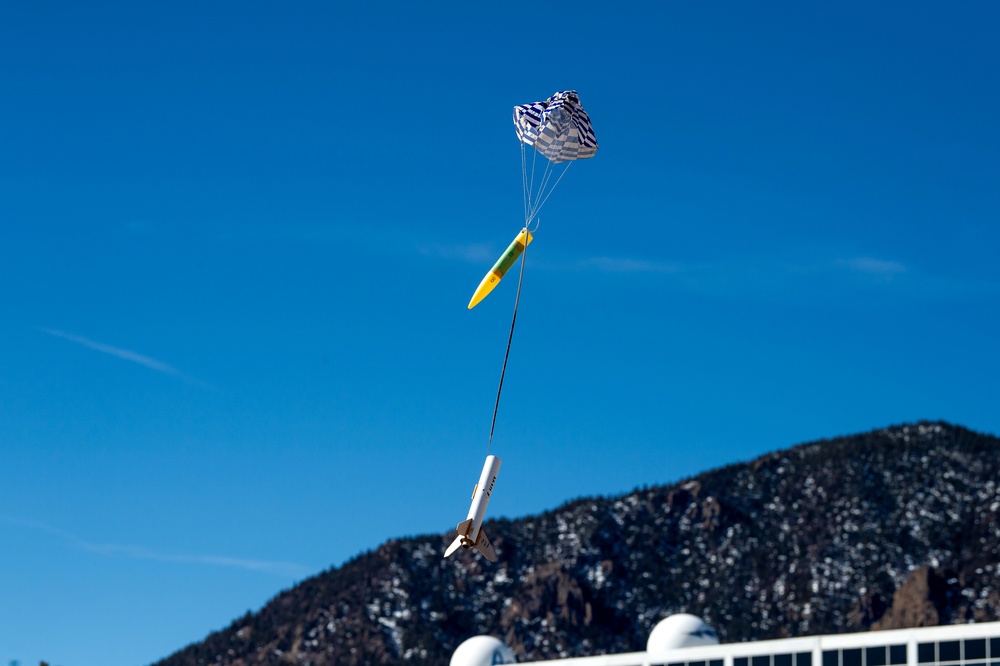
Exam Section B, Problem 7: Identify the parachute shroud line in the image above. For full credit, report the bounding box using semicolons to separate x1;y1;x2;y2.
521;144;572;229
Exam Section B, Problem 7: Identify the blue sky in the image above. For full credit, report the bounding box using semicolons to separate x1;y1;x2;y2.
2;2;998;665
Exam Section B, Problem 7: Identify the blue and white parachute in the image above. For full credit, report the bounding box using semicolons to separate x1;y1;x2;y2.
513;90;598;164
512;91;598;227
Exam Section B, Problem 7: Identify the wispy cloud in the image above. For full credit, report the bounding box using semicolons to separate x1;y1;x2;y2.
1;514;311;579
579;256;682;274
79;543;312;578
838;257;907;275
38;328;210;387
576;252;914;279
40;328;182;375
579;253;907;279
417;241;496;264
559;252;940;303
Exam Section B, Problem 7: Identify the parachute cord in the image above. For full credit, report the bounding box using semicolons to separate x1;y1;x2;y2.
521;143;533;225
529;161;554;221
487;226;530;454
521;146;573;228
525;161;572;228
520;143;530;217
522;143;541;226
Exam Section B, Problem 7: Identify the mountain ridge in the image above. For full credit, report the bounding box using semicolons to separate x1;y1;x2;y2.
153;421;1000;666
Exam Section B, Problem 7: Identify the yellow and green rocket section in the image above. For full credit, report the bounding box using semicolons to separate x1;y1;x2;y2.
468;228;534;309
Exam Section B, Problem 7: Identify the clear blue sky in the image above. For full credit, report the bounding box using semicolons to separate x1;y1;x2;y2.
2;3;998;664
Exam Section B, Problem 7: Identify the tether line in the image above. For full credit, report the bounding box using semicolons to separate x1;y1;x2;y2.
487;228;529;453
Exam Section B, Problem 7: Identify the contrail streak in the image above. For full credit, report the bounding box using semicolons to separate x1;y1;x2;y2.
1;514;311;579
39;328;184;376
38;328;214;388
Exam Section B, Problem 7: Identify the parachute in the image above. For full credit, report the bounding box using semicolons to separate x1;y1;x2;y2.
513;90;599;163
513;90;598;228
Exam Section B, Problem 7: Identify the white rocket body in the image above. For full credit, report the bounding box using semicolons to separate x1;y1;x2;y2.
444;455;501;562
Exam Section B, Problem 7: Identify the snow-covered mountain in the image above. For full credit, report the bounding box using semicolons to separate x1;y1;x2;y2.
153;422;1000;666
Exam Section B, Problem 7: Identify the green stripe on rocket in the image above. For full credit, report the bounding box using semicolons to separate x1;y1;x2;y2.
467;228;534;309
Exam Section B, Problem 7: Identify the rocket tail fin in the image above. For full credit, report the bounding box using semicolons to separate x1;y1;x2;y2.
443;535;464;558
474;528;497;562
443;518;475;559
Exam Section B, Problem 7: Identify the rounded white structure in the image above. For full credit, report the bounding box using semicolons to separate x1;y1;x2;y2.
450;635;517;666
647;613;720;653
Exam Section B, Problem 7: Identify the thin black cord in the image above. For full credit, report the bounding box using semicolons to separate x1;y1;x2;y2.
487;230;529;453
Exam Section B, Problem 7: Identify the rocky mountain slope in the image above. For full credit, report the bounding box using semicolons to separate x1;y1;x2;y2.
154;422;1000;666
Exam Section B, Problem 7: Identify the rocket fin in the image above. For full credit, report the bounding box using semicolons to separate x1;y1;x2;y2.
455;518;473;536
444;535;465;558
473;528;497;562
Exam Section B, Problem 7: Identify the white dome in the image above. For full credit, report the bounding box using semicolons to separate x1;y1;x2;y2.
647;614;720;653
450;635;517;666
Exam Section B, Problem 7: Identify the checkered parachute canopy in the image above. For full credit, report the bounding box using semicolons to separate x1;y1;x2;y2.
513;90;598;164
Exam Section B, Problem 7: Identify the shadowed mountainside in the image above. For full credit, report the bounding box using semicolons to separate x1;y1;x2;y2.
154;421;1000;666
